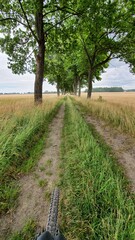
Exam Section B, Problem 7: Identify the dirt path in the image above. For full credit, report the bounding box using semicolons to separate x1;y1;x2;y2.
0;104;65;240
85;114;135;193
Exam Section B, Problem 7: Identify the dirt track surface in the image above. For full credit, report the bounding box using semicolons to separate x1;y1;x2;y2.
0;104;65;240
85;114;135;193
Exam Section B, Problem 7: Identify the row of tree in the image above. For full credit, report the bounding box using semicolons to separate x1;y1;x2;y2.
0;0;135;103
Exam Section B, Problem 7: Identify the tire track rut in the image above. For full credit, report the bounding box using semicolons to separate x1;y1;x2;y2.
85;114;135;192
0;104;65;239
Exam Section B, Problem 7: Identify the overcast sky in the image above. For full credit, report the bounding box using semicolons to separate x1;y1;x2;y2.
0;52;135;93
94;59;135;90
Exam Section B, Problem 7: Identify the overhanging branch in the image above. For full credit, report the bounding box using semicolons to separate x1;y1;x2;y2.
0;17;28;28
43;5;81;16
93;52;112;70
45;14;73;33
80;34;92;65
18;0;39;43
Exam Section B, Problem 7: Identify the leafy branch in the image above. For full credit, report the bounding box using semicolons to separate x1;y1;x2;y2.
0;17;28;28
18;0;39;42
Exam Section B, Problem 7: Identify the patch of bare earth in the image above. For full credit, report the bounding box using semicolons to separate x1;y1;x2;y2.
85;114;135;193
0;104;65;240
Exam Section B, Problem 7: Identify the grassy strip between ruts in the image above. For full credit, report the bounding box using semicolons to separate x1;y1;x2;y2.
0;99;63;214
60;98;135;240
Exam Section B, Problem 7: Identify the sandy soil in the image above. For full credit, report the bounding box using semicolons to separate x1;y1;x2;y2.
85;114;135;193
0;104;65;240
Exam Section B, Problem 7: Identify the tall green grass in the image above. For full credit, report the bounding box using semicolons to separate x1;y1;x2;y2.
0;100;62;213
60;99;135;240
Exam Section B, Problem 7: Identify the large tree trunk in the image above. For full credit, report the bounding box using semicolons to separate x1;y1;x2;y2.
78;76;81;97
73;77;78;95
34;0;45;104
87;69;93;98
34;43;45;103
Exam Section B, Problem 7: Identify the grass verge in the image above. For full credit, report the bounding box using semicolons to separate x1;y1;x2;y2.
0;99;63;214
60;98;135;240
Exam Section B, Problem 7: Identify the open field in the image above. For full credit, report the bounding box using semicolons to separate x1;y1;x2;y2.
81;92;135;108
75;92;135;137
0;94;58;117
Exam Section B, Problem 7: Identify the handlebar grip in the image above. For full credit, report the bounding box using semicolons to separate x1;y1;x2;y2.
37;231;66;240
37;231;54;240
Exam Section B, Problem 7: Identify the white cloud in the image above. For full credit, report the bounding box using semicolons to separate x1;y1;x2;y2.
94;59;135;89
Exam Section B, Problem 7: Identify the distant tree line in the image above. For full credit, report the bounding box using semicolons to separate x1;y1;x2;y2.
92;87;124;92
126;89;135;92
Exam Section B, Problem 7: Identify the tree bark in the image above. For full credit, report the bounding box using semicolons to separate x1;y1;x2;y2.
34;0;45;104
87;69;93;98
73;77;78;95
34;43;45;103
57;81;60;96
78;76;81;97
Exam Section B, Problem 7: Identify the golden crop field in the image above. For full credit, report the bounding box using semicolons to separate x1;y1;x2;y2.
81;92;135;108
0;94;58;118
0;94;61;139
76;92;135;136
